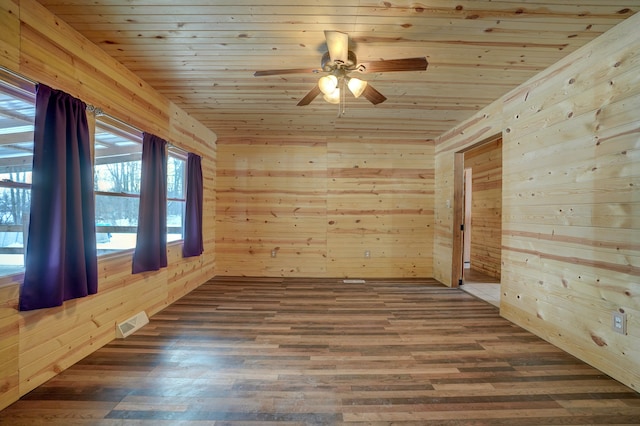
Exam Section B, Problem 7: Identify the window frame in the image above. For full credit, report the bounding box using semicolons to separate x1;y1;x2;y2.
93;115;144;255
166;146;187;243
93;115;188;256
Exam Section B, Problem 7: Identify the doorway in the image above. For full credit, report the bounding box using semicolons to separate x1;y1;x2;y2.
453;136;502;306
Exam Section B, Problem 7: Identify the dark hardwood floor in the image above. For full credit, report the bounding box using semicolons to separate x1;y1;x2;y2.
2;277;639;425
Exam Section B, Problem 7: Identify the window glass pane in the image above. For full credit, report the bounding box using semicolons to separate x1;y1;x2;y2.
167;155;185;241
167;156;185;199
0;75;35;276
0;187;30;275
94;160;141;194
167;199;185;242
95;194;139;254
94;120;142;194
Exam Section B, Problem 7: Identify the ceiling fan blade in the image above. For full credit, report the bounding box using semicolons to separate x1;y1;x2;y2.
361;84;387;105
297;85;322;106
359;57;428;74
324;30;349;64
254;68;318;77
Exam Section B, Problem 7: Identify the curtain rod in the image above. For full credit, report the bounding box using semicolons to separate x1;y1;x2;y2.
0;66;37;85
87;106;182;151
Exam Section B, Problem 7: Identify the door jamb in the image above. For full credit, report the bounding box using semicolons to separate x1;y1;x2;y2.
451;133;503;288
451;152;465;288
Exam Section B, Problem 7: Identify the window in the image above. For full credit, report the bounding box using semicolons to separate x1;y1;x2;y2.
94;116;143;254
167;148;186;243
94;116;186;255
0;69;187;264
0;72;35;277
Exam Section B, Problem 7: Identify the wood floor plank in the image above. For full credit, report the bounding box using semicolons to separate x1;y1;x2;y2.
1;277;639;425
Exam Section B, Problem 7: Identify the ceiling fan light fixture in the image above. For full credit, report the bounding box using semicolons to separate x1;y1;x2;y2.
254;31;427;110
347;77;367;98
323;88;341;104
318;75;338;95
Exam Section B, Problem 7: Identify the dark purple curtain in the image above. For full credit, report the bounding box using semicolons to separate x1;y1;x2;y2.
19;85;98;311
132;133;167;273
182;153;203;258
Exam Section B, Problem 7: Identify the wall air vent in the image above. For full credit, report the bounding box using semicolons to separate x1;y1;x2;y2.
116;311;149;338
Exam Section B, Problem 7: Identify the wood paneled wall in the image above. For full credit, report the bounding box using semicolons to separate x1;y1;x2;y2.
0;0;637;410
216;135;329;276
434;14;639;391
216;135;434;278
465;138;502;279
327;136;434;277
0;0;216;410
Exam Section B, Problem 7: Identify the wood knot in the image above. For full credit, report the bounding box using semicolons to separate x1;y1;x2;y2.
590;334;607;347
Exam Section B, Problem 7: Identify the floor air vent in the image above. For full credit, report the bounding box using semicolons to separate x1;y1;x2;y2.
343;279;366;284
116;311;149;338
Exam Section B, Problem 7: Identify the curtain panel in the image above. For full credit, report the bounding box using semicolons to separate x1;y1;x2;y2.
20;84;98;311
132;133;168;273
182;153;204;258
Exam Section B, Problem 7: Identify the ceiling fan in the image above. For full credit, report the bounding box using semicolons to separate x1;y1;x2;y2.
254;31;428;109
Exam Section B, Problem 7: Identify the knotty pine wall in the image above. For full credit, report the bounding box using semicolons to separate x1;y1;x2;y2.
0;0;216;410
216;135;434;278
464;138;502;280
0;0;637;409
434;14;639;390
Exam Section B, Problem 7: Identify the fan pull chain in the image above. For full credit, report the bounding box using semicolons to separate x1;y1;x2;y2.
338;77;346;117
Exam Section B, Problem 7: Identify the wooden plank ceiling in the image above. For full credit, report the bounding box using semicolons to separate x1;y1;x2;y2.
36;1;639;141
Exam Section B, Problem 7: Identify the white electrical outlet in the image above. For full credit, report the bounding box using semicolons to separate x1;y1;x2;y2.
612;311;627;335
364;250;371;258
